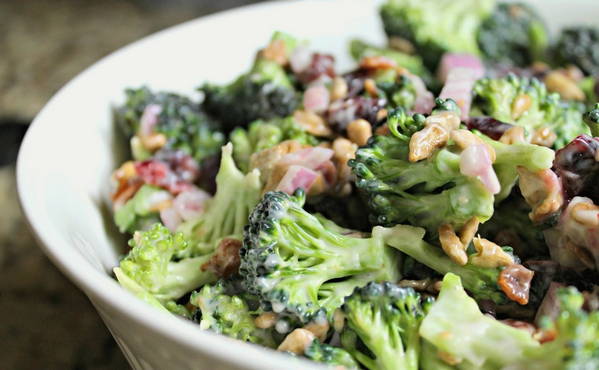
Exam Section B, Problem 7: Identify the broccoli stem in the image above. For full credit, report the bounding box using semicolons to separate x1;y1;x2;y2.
377;225;505;303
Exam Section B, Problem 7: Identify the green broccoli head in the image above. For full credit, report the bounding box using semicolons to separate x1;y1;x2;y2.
177;143;262;255
304;340;360;369
117;86;225;162
230;116;319;172
200;33;301;131
420;273;541;369
190;282;276;347
583;102;599;137
239;190;400;324
350;107;494;232
115;223;216;303
340;281;433;370
380;0;495;70
472;74;589;148
478;2;548;67
113;184;166;233
553;27;599;77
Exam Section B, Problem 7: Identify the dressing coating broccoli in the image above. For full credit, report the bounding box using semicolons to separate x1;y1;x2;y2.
420;273;540;369
239;190;401;324
421;274;599;369
553;27;599;77
340;281;433;370
380;0;495;69
478;2;548;67
230;116;319;172
472;74;589;148
116;86;224;162
200;33;300;131
190;282;276;347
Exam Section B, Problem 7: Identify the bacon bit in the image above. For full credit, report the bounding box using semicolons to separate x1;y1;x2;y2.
201;238;242;278
534;328;557;344
498;264;534;305
359;55;397;70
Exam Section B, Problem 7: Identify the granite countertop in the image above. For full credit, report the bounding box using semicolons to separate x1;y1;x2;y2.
0;1;261;368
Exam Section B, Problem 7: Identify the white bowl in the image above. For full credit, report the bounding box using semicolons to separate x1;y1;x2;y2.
16;0;599;369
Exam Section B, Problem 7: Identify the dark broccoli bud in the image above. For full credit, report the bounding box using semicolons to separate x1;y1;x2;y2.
583;102;599;137
553;27;599;77
116;87;225;162
472;74;589;148
239;190;400;324
478;3;548;67
380;0;495;70
431;97;460;115
201;68;299;132
340;282;433;370
304;340;359;369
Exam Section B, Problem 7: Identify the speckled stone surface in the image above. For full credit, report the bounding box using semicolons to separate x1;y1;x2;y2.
0;1;262;368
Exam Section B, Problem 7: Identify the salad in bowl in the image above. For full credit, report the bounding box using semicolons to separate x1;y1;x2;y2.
107;0;599;368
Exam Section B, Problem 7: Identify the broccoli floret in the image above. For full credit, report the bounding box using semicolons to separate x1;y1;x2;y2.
472;74;589;148
114;224;216;305
420;273;541;369
190;282;276;347
200;34;300;131
553;27;599;77
113;185;167;233
339;281;433;370
380;0;495;70
478;3;548;67
304;340;359;369
116;86;225;162
349;39;431;81
375;74;418;111
239;190;401;324
521;287;599;369
380;225;510;303
350;106;489;232
177;143;262;255
230;116;319;172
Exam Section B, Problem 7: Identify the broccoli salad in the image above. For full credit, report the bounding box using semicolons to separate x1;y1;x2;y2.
109;1;599;368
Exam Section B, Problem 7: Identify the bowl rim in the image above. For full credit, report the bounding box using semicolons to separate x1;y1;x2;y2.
15;0;333;368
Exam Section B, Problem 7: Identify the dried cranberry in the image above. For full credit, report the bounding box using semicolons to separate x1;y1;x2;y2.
296;53;335;85
154;149;200;183
466;116;514;140
342;69;369;98
554;135;599;203
327;96;386;133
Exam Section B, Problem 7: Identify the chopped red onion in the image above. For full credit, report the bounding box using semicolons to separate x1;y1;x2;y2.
460;144;500;194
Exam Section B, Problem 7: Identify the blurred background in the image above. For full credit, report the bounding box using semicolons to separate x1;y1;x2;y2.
0;1;264;368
